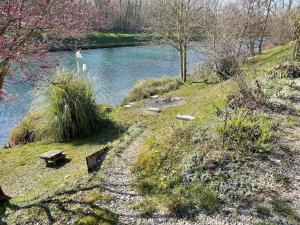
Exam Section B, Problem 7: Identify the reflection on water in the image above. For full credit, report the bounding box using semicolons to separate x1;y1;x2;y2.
0;45;204;145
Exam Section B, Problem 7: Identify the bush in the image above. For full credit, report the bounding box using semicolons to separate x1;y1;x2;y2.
40;70;101;142
9;111;42;145
162;184;218;217
263;79;298;101
214;56;240;81
124;77;183;103
218;109;276;153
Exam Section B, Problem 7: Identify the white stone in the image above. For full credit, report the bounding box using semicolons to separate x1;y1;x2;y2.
176;115;195;121
148;107;161;113
150;95;160;99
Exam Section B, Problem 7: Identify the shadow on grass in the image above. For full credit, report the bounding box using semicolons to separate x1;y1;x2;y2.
248;45;292;66
0;201;17;223
71;119;128;147
4;184;123;224
46;158;72;169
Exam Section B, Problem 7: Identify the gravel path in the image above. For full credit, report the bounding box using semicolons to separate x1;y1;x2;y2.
95;131;261;225
94;81;300;225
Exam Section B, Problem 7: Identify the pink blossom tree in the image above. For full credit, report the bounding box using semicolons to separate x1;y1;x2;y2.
0;0;112;98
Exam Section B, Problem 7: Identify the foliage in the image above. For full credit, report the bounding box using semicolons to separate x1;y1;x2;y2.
271;198;300;224
255;204;271;216
214;56;241;81
255;222;277;225
124;77;183;103
263;79;298;101
9;111;42;145
39;70;102;142
60;32;149;49
0;0;109;90
132;198;156;217
162;184;219;216
88;32;149;45
218;109;276;153
77;209;118;225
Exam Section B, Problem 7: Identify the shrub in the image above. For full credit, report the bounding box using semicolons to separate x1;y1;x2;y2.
263;79;298;101
165;184;218;216
124;77;183;103
214;56;241;81
218;109;275;153
256;204;271;216
9;111;42;145
39;70;101;142
133;198;156;217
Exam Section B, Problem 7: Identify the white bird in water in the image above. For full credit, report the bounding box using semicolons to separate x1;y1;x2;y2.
76;50;83;59
82;64;87;72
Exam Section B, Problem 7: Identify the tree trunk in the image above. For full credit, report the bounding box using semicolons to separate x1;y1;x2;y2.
0;59;10;90
293;40;300;60
249;40;256;56
0;186;11;202
258;0;272;54
183;45;187;82
179;47;184;81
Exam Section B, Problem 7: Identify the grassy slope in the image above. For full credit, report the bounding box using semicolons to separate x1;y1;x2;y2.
58;32;150;50
0;43;294;215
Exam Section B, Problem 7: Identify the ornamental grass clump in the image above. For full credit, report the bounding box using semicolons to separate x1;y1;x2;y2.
124;77;183;103
40;70;101;142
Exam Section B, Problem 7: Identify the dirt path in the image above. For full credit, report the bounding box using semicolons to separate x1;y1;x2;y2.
95;83;300;225
286;78;300;215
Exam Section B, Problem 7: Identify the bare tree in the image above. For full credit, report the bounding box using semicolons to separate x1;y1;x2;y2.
258;0;273;54
291;7;300;59
148;0;205;82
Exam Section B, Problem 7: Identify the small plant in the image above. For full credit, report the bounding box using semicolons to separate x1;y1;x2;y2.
214;56;240;81
256;204;271;217
274;173;291;188
124;77;183;103
271;197;300;224
39;70;102;142
77;209;118;225
255;222;277;225
218;109;275;153
9;111;42;145
133;198;156;217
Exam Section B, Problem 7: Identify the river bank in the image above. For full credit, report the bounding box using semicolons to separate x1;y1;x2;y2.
49;32;151;51
1;43;299;225
0;44;202;146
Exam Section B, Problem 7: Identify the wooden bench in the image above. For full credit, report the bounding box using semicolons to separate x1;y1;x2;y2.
40;150;66;166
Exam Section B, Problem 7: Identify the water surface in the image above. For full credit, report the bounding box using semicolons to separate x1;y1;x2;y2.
0;45;204;145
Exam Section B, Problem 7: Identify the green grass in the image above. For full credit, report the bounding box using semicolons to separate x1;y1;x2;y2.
0;42;295;221
60;32;150;50
88;32;149;45
129;43;294;215
76;209;118;225
124;77;183;103
271;198;300;224
0;121;125;204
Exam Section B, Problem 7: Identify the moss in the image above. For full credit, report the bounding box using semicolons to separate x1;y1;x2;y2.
77;209;118;225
